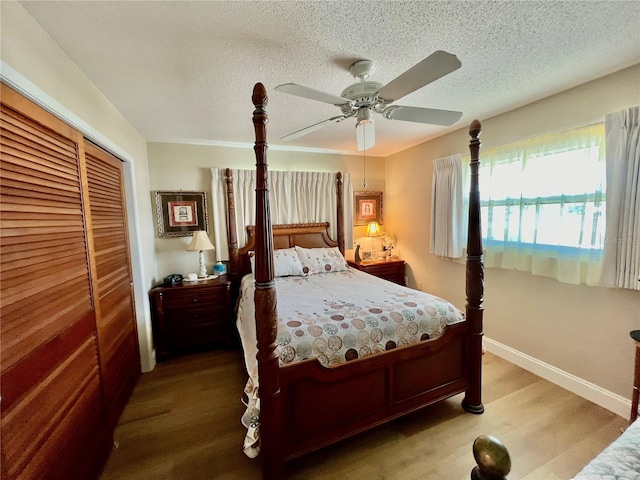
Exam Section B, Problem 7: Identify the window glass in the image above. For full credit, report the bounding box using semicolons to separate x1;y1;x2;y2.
467;123;605;284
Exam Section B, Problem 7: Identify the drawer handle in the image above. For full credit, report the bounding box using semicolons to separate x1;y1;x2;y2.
192;298;198;303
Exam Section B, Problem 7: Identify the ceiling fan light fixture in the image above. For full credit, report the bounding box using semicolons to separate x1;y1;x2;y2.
356;121;375;151
356;107;372;124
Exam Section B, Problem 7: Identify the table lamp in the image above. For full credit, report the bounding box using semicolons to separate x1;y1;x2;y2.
187;231;215;278
365;221;384;258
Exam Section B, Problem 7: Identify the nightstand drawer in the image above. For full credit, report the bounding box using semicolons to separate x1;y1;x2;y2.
168;305;228;326
348;259;406;286
170;320;228;348
364;263;402;277
162;289;224;309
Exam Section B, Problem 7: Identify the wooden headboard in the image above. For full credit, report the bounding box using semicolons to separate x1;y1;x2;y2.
233;222;339;281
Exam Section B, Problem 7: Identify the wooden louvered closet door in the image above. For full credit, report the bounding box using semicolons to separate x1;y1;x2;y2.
83;141;140;426
0;84;111;479
1;83;140;479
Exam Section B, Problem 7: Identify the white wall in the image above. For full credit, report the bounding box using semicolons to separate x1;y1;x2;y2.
385;65;640;416
1;2;158;372
147;142;385;279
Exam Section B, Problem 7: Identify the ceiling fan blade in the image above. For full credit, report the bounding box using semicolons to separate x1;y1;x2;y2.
275;83;353;106
355;121;375;151
383;105;462;126
377;51;461;102
280;116;346;141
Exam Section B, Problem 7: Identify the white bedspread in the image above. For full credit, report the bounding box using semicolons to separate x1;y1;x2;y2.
572;418;640;479
235;267;465;457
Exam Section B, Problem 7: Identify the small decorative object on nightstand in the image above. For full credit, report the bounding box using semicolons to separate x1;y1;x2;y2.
213;261;227;276
382;234;395;259
348;258;406;286
150;276;233;360
630;330;640;424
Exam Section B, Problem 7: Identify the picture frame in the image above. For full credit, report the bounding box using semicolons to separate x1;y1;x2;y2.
354;191;383;226
154;191;208;237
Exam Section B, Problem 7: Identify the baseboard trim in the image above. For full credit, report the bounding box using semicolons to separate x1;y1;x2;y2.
484;336;630;419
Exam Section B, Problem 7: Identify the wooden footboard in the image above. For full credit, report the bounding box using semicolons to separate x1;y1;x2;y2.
279;323;469;460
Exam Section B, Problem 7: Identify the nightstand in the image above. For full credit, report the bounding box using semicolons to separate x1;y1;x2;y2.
348;258;406;286
150;276;233;361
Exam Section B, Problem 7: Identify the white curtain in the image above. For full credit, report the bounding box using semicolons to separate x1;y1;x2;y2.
211;169;353;260
478;124;606;285
600;106;640;290
430;154;464;258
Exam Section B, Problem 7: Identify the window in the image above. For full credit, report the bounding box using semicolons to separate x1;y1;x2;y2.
473;123;605;285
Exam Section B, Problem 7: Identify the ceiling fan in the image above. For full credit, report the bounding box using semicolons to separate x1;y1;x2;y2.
275;51;463;151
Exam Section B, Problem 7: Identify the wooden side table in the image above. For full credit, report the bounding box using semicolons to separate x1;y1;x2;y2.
631;330;640;424
150;276;233;361
348;258;406;286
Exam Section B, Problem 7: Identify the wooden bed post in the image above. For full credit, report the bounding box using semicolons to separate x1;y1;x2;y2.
251;83;283;479
463;119;485;414
224;168;239;281
336;172;345;253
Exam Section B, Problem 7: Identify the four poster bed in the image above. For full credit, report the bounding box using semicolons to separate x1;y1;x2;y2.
225;83;485;479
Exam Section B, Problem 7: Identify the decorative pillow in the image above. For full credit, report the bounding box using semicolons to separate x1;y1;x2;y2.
274;248;305;277
248;248;305;277
295;246;349;275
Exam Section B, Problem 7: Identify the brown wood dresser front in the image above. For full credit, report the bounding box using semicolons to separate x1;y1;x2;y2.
150;277;233;360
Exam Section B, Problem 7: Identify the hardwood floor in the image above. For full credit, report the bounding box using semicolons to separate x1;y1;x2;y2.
99;350;626;480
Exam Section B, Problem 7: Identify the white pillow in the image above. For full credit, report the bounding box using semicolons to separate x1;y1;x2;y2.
274;248;305;277
248;248;305;277
295;246;349;275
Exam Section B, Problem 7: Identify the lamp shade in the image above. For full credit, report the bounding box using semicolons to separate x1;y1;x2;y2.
187;231;215;251
365;221;384;238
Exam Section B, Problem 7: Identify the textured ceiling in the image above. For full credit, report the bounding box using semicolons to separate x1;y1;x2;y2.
17;0;640;157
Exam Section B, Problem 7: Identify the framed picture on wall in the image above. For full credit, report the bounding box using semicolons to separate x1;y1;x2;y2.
354;191;383;226
154;191;208;237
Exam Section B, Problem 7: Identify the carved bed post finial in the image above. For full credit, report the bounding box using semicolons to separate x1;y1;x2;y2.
463;119;485;415
336;172;345;254
469;119;482;141
471;435;511;480
251;82;283;480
